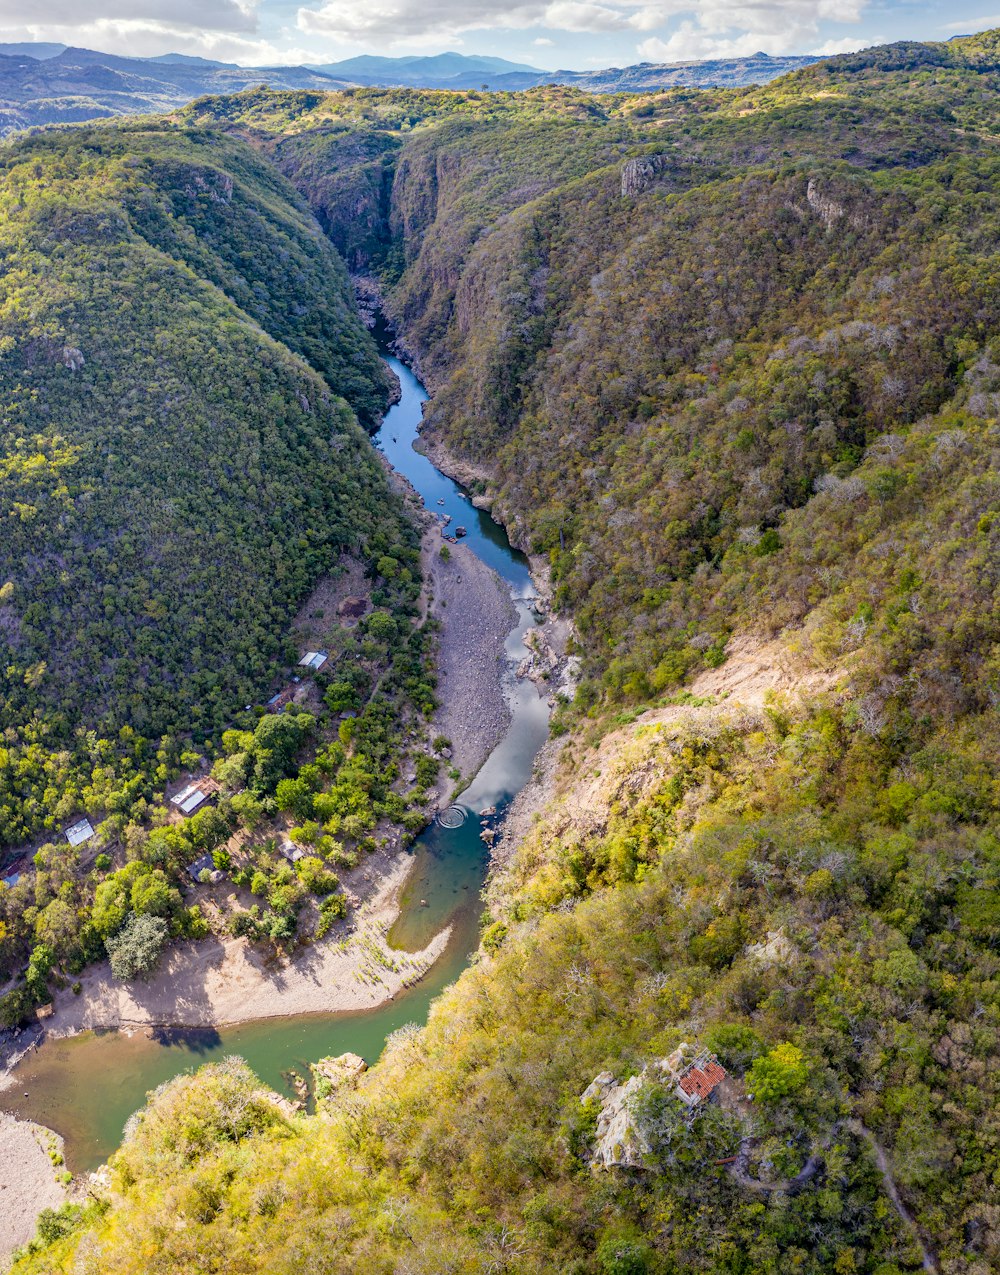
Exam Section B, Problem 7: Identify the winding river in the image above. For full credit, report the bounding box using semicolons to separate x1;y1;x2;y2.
0;332;549;1174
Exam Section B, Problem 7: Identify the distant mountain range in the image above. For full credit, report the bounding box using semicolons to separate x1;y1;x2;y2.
0;44;820;135
311;53;542;84
0;45;354;135
309;50;820;92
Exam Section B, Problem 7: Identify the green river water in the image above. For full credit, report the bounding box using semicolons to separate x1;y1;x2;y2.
0;337;550;1173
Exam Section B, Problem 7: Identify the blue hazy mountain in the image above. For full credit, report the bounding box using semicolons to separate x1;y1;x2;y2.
0;42;819;136
313;52;542;82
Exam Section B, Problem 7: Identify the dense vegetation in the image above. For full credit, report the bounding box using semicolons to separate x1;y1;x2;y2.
0;122;392;840
0;122;441;1015
12;27;1000;1275
21;689;997;1272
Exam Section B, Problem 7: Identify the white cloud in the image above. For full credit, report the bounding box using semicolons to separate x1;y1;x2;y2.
0;0;872;65
0;0;316;63
634;0;865;62
0;0;260;35
942;14;1000;31
0;20;297;62
810;34;866;54
297;0;867;55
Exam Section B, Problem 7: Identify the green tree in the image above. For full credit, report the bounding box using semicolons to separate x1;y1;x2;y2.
105;913;168;982
746;1043;810;1104
130;870;181;920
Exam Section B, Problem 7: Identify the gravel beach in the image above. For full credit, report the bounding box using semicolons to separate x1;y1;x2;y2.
424;534;518;786
0;1113;69;1268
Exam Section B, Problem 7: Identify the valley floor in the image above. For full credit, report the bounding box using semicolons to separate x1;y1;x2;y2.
0;461;526;1267
421;531;518;785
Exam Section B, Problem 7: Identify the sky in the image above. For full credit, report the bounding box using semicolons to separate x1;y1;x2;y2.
0;0;997;70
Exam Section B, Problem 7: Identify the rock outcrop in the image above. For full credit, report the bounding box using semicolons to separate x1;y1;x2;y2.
581;1070;650;1168
745;928;797;967
620;154;669;197
252;1088;303;1120
581;1045;729;1169
312;1051;368;1095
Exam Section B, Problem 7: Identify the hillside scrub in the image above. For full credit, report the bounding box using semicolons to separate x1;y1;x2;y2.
16;688;1000;1270
185;40;1000;725
10;30;1000;1275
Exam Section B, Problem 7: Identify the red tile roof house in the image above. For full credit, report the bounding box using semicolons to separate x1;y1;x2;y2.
659;1044;728;1108
676;1055;728;1106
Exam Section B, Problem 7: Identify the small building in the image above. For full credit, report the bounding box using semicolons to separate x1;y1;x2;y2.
279;839;304;864
187;853;223;884
298;650;329;672
677;1056;727;1105
65;818;95;847
661;1043;727;1108
171;779;219;817
1;871;20;890
266;687;296;712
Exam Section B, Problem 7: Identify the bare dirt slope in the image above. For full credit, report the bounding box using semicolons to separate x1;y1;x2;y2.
495;629;844;866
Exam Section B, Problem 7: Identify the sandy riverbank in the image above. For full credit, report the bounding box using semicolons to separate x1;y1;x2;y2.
8;853;448;1043
0;1113;70;1269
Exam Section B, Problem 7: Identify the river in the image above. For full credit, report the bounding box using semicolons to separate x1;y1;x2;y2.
0;334;549;1174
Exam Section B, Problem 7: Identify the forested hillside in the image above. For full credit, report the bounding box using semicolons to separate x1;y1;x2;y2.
185;36;1000;721
0;121;445;1019
12;30;1000;1275
0;123;396;848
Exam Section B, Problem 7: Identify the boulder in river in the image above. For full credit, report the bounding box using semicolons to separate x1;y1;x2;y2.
312;1052;368;1097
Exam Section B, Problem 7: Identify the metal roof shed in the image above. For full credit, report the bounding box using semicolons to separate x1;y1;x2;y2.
172;783;210;815
65;818;95;847
298;651;329;672
279;839;304;864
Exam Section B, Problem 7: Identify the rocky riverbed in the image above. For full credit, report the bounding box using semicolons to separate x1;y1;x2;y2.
423;533;518;788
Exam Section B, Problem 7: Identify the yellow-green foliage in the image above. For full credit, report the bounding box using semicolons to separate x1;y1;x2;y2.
17;685;1000;1271
13;33;1000;1275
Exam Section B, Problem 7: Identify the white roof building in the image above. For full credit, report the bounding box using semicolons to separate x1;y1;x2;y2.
279;839;304;863
171;783;211;815
65;818;95;847
298;651;328;672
